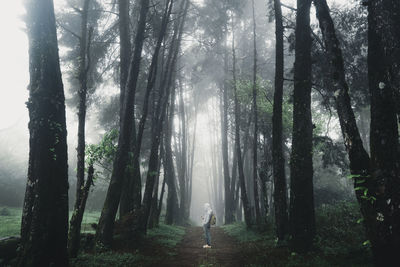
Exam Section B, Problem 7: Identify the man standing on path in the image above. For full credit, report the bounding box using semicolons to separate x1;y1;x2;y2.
201;203;213;248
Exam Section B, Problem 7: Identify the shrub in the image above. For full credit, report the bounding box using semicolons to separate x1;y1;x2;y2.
315;201;371;257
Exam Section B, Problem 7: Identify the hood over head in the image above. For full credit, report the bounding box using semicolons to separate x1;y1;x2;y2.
204;203;211;212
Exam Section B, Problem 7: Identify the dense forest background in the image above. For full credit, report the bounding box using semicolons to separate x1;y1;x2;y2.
0;0;399;266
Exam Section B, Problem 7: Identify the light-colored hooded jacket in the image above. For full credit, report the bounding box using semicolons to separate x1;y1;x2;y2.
202;203;213;225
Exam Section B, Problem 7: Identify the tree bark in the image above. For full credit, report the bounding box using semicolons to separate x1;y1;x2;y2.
141;0;188;232
164;86;179;225
68;165;95;258
367;0;400;265
272;0;288;242
118;0;136;218
120;0;174;218
118;0;131;107
313;0;376;258
289;0;315;252
69;0;92;258
231;16;252;228
19;0;69;265
178;79;188;222
95;0;150;249
260;129;271;220
251;0;261;226
75;0;91;215
221;33;234;224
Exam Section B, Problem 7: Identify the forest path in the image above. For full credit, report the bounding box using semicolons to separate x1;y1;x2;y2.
165;226;245;267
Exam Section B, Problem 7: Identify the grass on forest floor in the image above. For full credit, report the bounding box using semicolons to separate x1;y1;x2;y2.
71;223;186;267
70;251;145;267
147;223;185;248
221;202;373;267
0;205;185;266
0;206;101;238
0;207;22;237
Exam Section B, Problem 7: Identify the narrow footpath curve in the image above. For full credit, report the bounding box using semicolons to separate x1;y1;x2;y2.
164;226;245;267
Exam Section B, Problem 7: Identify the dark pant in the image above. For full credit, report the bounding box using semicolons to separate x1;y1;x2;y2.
203;224;211;246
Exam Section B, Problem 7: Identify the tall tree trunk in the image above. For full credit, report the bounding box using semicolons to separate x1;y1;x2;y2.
121;0;174;218
164;86;179;225
231;16;252;228
272;0;288;242
221;40;234;224
313;0;377;262
157;148;167;225
260;130;271;220
178;79;188;221
187;102;197;219
19;0;69;265
75;0;91;216
148;146;162;229
68;165;94;258
251;0;261;226
95;0;149;249
141;0;188;232
367;0;400;265
118;0;136;218
118;0;131;114
289;0;315;252
69;0;92;258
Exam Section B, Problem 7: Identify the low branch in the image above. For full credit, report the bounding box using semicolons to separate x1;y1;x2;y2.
281;3;296;12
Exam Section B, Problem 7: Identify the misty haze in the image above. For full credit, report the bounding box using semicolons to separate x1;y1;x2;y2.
0;0;398;266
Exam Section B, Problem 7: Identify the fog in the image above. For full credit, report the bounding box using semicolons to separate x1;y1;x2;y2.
0;0;354;224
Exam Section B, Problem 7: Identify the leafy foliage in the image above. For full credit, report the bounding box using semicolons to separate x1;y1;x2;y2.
221;202;372;266
313;136;349;173
315;202;371;259
85;129;118;180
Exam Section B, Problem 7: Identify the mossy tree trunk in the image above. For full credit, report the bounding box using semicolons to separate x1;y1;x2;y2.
19;0;69;265
68;165;95;257
95;0;150;249
289;0;315;252
272;0;289;243
367;0;400;265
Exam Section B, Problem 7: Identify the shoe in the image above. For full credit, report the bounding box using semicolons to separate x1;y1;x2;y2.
205;245;212;248
203;245;207;248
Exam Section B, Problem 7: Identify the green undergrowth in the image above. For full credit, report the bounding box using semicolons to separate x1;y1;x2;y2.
315;201;370;258
222;201;372;267
72;223;185;266
70;251;144;267
221;222;264;242
147;223;185;248
0;206;101;238
0;207;22;237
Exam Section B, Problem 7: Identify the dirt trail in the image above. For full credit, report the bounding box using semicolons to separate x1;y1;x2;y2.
164;226;245;267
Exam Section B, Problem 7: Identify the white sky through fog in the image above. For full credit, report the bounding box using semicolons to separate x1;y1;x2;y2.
0;0;352;130
0;0;28;130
